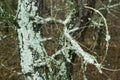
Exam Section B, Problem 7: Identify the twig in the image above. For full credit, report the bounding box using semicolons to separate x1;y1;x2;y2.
84;6;111;66
102;66;120;72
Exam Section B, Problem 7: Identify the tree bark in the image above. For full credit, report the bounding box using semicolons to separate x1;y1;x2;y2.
16;0;71;80
16;0;49;79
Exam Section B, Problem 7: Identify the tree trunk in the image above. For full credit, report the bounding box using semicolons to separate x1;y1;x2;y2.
16;0;71;80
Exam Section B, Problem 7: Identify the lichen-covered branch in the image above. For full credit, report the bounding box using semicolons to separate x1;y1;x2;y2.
16;0;75;80
16;0;104;80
